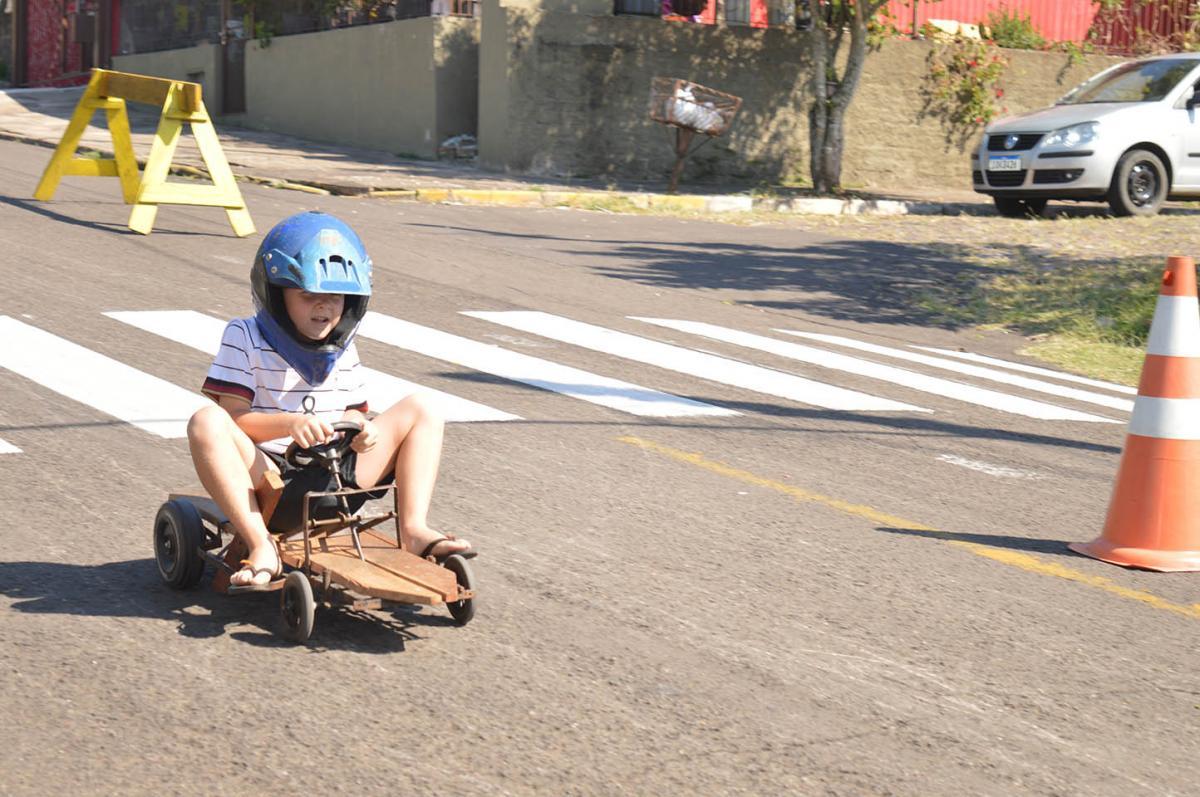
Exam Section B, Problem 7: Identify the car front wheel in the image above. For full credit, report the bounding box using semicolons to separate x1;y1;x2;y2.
1108;148;1167;217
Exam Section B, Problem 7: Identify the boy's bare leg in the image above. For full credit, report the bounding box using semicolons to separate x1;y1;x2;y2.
187;404;280;586
354;393;471;557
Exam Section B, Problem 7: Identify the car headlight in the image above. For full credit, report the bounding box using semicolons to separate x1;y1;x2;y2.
1042;122;1098;148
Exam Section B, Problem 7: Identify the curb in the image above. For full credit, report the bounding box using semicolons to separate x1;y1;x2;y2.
1;129;975;217
368;186;969;217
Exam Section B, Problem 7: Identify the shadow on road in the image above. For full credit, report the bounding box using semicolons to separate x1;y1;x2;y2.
413;220;1183;341
405;222;1004;327
0;558;458;653
0;195;133;234
0;195;243;238
876;526;1080;557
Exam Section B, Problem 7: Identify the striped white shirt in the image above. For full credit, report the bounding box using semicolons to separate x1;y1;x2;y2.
202;317;368;454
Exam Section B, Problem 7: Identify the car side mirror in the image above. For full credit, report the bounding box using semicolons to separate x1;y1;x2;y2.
1189;87;1200;109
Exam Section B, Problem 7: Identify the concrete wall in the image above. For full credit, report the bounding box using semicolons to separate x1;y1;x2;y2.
481;4;811;181
435;18;480;147
113;44;223;114
242;17;478;158
479;3;1126;189
111;6;1126;190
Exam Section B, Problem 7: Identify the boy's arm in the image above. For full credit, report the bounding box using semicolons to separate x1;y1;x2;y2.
217;395;332;447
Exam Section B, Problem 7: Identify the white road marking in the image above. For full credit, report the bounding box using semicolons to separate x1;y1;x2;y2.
635;318;1117;423
936;454;1046;480
911;347;1137;395
463;311;928;413
781;330;1134;412
361;312;735;418
104;311;518;423
481;333;554;349
0;439;22;454
0;316;209;438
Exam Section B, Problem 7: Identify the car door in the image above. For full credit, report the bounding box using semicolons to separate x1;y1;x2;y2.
1171;73;1200;191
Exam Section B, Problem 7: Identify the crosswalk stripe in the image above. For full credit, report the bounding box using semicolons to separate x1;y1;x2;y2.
359;312;735;418
0;316;209;438
463;311;928;413
634;318;1118;424
781;330;1135;413
911;346;1137;395
0;439;21;454
104;311;519;423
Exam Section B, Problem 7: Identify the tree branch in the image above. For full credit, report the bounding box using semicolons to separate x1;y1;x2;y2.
831;0;891;108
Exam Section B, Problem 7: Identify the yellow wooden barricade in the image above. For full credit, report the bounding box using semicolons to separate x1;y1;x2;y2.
34;69;254;237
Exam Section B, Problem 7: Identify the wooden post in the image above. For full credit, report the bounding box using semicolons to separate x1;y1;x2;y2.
668;127;695;194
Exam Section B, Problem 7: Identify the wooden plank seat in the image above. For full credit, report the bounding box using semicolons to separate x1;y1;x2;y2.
280;529;460;605
170;481;460;605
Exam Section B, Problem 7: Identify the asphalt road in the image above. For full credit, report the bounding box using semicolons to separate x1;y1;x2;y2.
1;138;1197;796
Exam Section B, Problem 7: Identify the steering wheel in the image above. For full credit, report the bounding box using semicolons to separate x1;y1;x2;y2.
284;421;362;469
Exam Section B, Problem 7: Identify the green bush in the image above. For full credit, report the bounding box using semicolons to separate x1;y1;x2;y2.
986;9;1046;50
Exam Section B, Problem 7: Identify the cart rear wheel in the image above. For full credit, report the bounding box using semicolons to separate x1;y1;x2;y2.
280;572;315;642
443;554;476;626
153;499;206;589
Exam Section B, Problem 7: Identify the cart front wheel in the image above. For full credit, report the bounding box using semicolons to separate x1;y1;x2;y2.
443;554;476;626
280;572;315;643
153;499;206;589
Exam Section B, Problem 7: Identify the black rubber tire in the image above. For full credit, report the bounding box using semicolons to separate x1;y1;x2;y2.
994;197;1046;218
153;499;206;589
280;571;315;643
1108;148;1168;217
443;554;476;626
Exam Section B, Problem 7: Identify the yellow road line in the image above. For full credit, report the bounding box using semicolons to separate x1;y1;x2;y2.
618;435;1200;621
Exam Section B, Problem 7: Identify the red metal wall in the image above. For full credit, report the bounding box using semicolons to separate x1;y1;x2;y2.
884;0;1099;43
1091;0;1199;53
26;1;83;86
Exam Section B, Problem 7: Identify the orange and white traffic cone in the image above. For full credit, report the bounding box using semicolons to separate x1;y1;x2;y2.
1070;256;1200;571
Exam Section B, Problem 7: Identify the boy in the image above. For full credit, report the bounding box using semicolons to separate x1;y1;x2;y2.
187;211;471;589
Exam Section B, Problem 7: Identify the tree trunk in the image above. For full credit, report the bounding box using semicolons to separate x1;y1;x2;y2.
808;100;846;195
805;0;879;195
807;0;832;194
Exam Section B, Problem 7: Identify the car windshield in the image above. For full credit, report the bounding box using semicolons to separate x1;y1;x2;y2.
1059;58;1198;104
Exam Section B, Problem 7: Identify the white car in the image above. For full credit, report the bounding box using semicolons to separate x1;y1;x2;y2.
973;54;1200;217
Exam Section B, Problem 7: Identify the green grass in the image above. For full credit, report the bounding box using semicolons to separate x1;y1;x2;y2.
1018;336;1146;386
914;253;1162;386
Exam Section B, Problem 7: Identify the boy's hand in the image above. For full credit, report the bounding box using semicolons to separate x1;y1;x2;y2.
289;414;334;449
350;419;378;453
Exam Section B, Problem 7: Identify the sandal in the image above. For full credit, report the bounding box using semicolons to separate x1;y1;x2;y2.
418;533;478;562
227;540;284;593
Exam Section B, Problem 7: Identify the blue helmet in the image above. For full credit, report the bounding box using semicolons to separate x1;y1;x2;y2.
250;212;373;384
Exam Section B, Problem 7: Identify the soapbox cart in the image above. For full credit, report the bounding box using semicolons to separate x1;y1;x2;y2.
151;422;476;642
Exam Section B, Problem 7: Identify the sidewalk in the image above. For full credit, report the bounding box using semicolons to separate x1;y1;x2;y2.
0;85;988;217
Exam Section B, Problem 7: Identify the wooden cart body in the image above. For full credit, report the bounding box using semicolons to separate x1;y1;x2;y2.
170;476;473;612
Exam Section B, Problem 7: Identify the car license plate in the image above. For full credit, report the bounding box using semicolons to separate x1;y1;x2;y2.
988;155;1022;171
